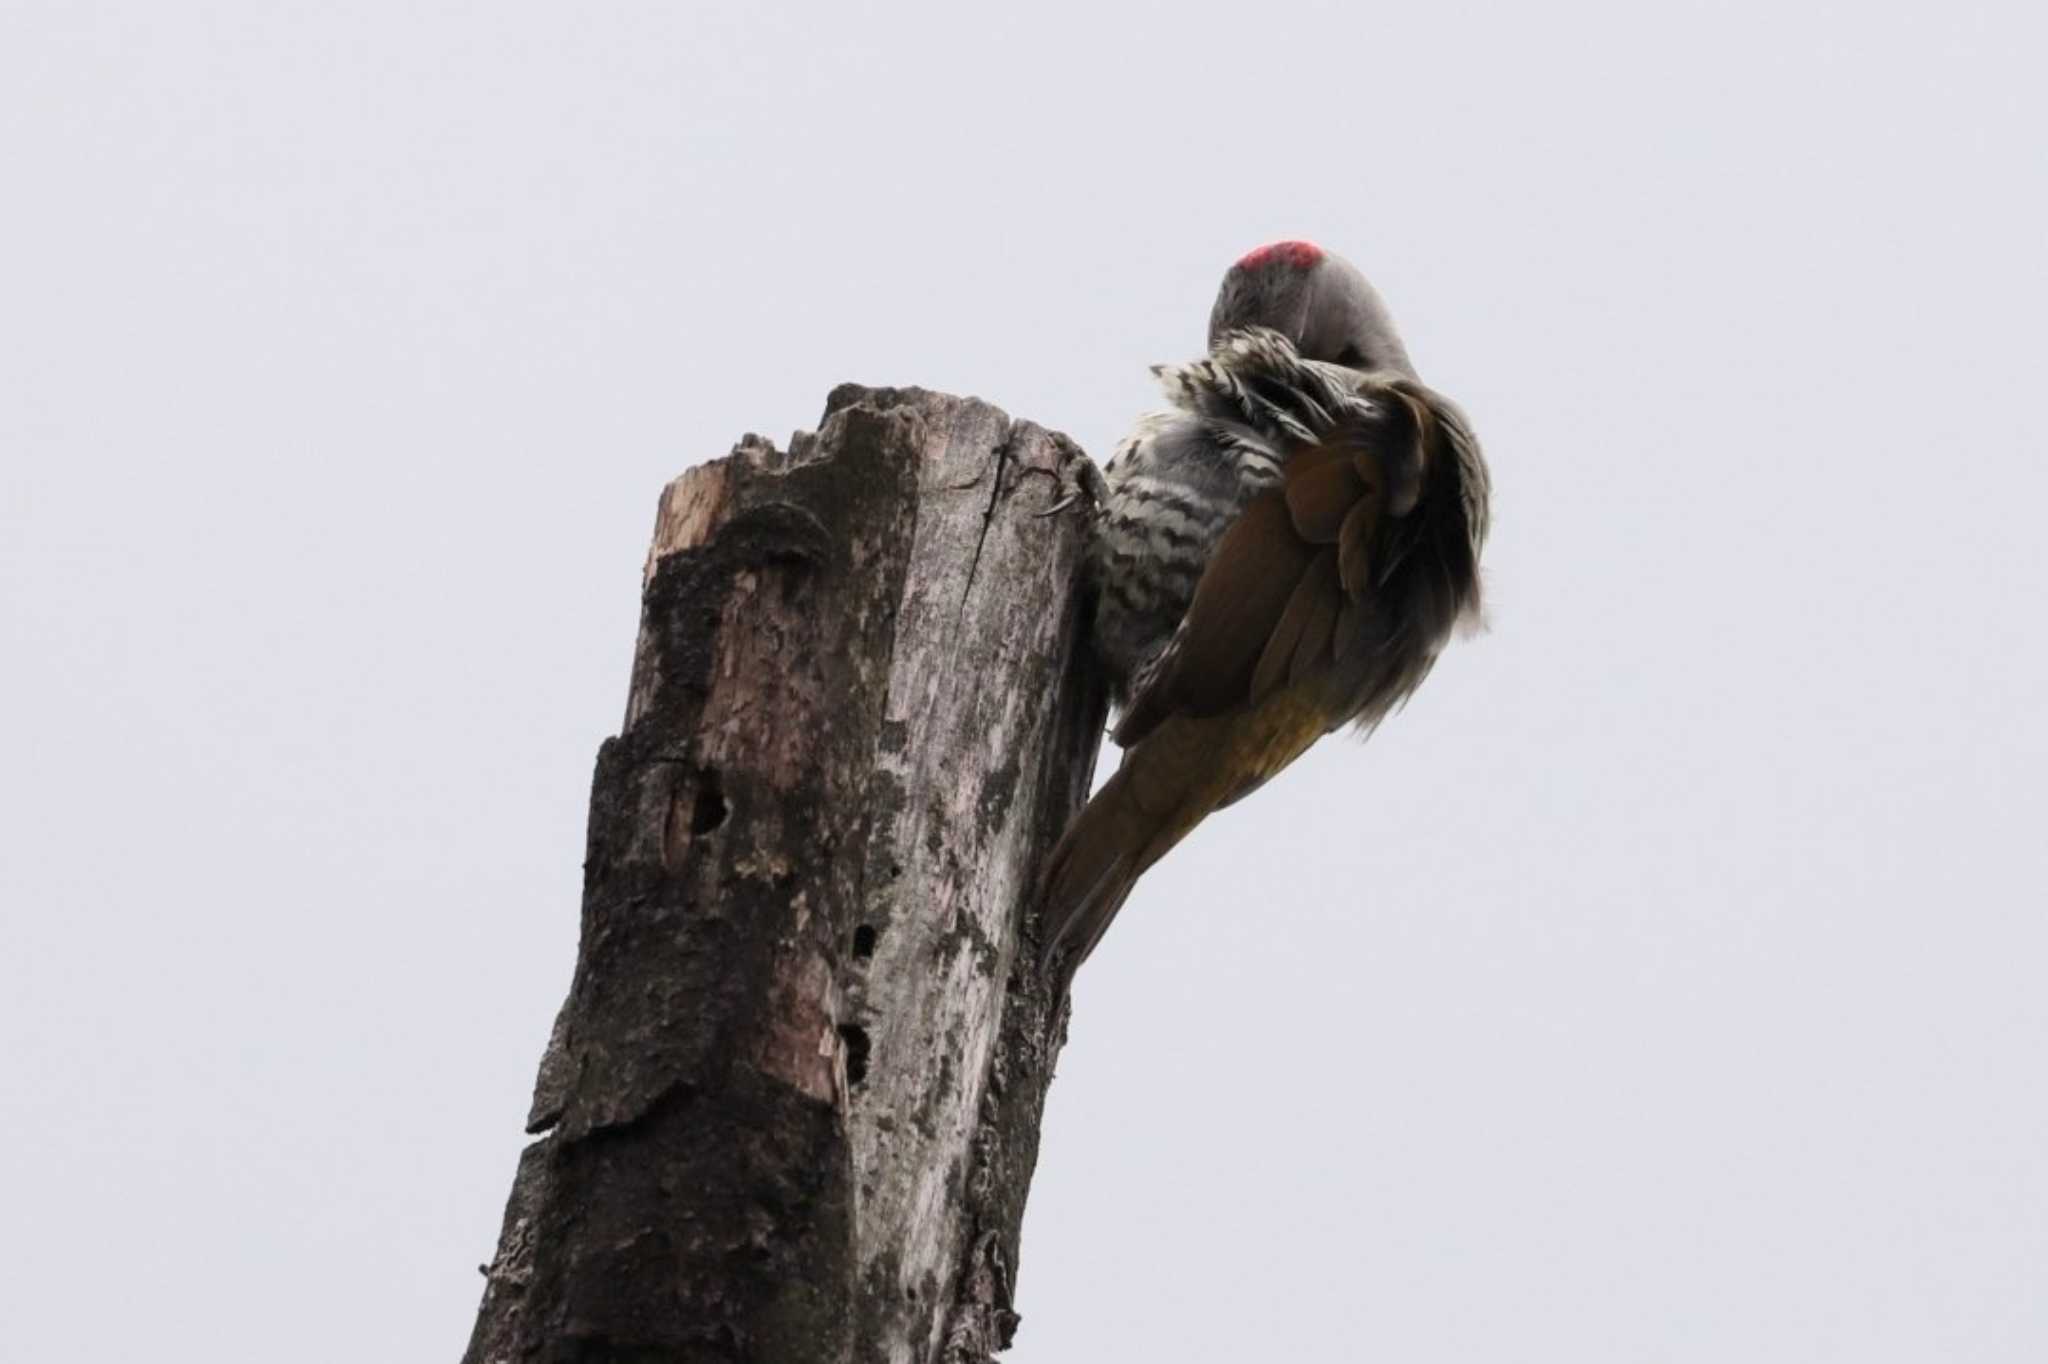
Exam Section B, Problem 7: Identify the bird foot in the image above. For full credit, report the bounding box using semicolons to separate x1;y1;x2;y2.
1023;454;1110;518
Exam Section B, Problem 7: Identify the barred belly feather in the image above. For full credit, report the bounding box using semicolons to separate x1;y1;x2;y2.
1087;330;1378;703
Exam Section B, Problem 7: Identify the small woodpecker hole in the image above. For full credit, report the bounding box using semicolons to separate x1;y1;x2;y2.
838;1024;871;1088
852;924;878;960
690;768;728;835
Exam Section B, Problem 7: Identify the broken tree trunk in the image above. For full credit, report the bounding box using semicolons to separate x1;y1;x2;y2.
462;385;1107;1364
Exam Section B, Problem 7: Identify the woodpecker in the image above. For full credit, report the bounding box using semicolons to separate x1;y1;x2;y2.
1040;240;1491;980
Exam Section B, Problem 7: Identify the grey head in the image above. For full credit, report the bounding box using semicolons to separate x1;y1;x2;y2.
1207;240;1416;378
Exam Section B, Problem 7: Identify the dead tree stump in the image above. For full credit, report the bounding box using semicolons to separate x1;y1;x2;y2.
462;385;1108;1364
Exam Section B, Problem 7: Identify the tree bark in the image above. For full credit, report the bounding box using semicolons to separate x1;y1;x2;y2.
462;385;1107;1364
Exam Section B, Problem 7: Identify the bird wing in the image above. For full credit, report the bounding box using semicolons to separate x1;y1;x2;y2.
1040;359;1484;981
1111;377;1444;750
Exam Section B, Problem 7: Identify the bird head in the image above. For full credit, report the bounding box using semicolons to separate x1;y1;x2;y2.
1207;240;1415;377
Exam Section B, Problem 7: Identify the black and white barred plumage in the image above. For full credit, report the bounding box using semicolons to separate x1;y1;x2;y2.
1090;325;1485;714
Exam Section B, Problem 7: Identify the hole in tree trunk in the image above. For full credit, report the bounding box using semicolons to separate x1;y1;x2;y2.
837;1024;871;1087
690;768;728;834
852;924;878;959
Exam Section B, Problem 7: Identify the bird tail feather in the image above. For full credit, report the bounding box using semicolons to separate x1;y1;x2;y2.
1038;746;1215;984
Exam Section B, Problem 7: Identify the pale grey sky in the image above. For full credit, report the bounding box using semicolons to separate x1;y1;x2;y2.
4;2;2045;1360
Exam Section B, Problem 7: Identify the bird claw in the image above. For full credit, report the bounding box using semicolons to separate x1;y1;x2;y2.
1021;455;1109;518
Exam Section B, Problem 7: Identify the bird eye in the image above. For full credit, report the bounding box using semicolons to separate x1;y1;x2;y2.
1335;345;1366;367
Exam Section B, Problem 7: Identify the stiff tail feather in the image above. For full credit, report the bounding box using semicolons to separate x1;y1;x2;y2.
1038;767;1146;977
1038;747;1216;987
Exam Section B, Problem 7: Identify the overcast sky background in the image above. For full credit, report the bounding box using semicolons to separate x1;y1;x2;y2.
4;2;2045;1359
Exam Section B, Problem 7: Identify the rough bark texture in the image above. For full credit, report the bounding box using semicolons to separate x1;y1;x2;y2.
462;386;1106;1364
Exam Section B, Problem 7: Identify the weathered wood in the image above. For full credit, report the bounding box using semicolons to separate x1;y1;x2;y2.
462;386;1107;1364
